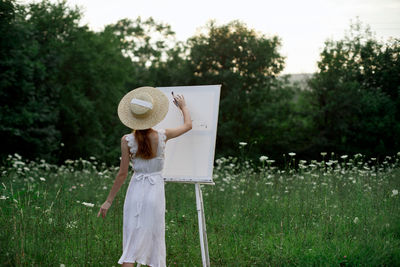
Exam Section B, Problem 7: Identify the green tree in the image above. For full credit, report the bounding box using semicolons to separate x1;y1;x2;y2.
57;26;133;163
0;0;188;163
307;18;400;157
186;20;296;158
0;0;75;161
103;17;186;88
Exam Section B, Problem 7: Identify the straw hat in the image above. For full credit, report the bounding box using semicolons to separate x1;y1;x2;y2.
118;86;169;130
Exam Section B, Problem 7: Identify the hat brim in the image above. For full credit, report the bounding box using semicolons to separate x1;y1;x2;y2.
118;86;169;130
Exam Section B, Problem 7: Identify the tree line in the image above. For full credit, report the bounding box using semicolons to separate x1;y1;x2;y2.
1;0;399;165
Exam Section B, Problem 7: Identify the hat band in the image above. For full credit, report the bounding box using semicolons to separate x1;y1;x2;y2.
130;98;153;109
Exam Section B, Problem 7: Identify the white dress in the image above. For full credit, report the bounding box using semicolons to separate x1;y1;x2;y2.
118;129;167;266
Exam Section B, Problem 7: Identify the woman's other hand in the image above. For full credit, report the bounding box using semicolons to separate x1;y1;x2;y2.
97;200;112;219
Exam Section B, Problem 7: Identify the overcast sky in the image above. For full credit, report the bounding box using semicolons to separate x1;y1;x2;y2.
20;0;400;74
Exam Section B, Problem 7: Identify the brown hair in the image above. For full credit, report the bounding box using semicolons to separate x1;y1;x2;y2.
134;129;156;159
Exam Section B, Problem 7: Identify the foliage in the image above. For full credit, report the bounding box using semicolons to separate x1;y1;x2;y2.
1;1;399;164
0;1;179;164
0;0;64;161
186;20;292;157
307;18;400;158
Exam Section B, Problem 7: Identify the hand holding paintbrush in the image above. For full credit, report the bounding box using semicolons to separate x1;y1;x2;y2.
171;91;187;110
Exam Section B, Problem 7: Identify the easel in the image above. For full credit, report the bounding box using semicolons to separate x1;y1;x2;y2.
195;182;212;267
164;178;213;267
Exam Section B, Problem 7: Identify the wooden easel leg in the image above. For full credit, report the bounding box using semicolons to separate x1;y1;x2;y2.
195;183;210;267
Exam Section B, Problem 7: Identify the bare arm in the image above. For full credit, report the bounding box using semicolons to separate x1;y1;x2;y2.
106;135;130;203
165;94;192;141
98;135;130;218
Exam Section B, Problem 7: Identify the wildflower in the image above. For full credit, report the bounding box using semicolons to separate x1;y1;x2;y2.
256;192;260;196
267;160;275;164
341;155;348;159
353;217;359;224
392;189;398;197
66;221;78;229
13;161;25;166
90;156;96;160
60;264;66;267
320;152;327;156
0;196;7;200
60;143;64;147
288;152;296;157
103;186;107;190
39;177;46;181
82;202;94;208
239;142;247;146
259;156;268;162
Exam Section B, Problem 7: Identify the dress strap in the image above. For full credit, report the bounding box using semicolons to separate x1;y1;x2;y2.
124;133;137;155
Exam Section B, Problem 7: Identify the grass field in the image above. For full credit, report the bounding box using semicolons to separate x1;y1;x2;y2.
1;152;399;266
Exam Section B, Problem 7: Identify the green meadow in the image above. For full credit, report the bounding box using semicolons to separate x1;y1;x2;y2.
1;152;399;266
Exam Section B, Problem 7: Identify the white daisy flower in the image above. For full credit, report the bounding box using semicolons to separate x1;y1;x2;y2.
82;202;94;208
392;189;398;197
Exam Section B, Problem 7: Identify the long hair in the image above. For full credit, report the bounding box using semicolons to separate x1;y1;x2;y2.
134;129;156;159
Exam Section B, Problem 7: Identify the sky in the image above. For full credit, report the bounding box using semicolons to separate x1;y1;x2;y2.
20;0;400;74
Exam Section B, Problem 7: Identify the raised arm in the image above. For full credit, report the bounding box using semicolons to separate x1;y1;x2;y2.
165;94;192;141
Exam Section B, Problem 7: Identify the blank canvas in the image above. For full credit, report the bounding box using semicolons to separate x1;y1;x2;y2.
154;85;221;184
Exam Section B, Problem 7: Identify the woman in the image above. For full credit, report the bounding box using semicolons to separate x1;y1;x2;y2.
97;86;192;267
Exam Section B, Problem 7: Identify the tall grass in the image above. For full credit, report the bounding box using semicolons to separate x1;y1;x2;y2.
1;152;399;266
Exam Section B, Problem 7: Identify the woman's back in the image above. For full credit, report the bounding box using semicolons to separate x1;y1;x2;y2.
125;128;166;174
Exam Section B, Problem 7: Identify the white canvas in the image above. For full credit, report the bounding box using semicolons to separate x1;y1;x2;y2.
154;85;221;184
